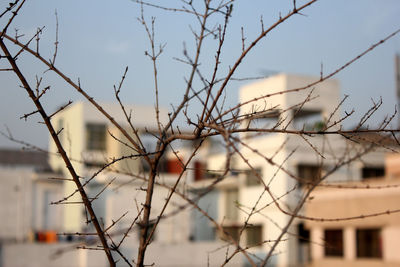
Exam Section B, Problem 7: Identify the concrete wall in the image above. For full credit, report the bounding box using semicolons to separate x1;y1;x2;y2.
48;101;170;232
306;175;400;267
102;172;191;245
1;242;245;267
0;168;32;242
1;243;107;267
0;168;63;241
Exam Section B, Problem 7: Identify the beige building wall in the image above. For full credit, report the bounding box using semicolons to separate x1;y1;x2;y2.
306;155;400;267
239;74;342;267
49;102;86;232
48;102;169;232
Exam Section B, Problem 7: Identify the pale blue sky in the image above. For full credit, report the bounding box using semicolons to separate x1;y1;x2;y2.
1;0;400;148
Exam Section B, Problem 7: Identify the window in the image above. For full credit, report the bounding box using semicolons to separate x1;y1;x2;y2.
84;161;105;168
220;226;240;242
297;164;322;187
86;123;106;151
159;157;183;174
204;171;221;179
298;223;310;243
225;189;238;221
293;109;324;131
356;228;382;258
191;190;218;241
298;223;311;263
245;168;262;186
246;225;262;247
157;157;168;173
220;225;263;247
362;167;385;179
249;110;280;128
139;222;156;242
246;110;280;138
324;229;343;257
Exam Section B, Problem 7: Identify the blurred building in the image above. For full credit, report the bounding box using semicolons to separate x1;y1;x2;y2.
47;101;198;240
0;149;63;243
2;74;397;267
192;73;391;267
48;102;168;232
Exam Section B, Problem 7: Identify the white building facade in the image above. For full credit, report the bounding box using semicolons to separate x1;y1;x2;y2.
193;74;389;267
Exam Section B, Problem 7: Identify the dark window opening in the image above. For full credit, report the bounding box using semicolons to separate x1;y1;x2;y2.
194;161;206;181
362;167;385;179
141;159;151;173
324;229;343;257
297;164;322;188
356;228;382;258
298;223;310;244
157;158;168;173
139;222;156;243
225;189;239;221
86;123;106;151
140;157;181;174
205;172;219;179
245;168;262;186
248;110;280;128
298;223;311;263
84;161;105;168
293;109;325;131
220;226;240;242
246;110;280;139
246;225;262;247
